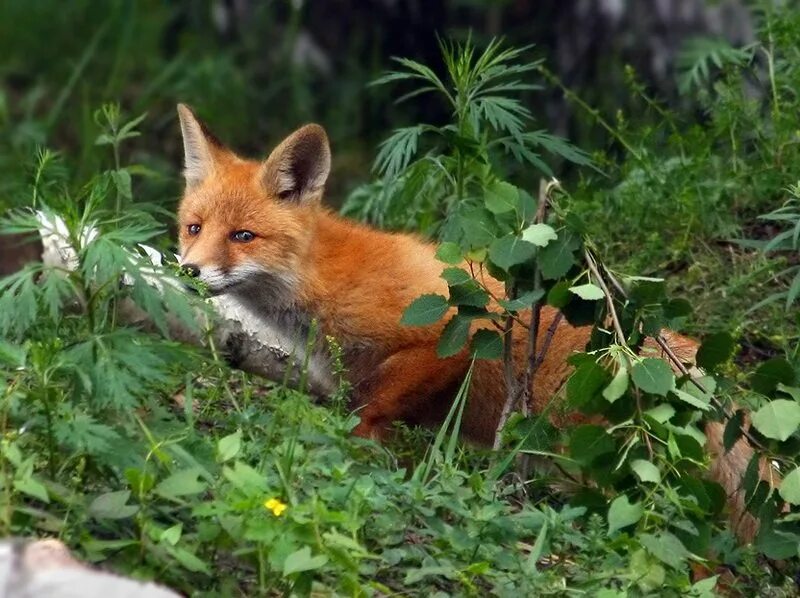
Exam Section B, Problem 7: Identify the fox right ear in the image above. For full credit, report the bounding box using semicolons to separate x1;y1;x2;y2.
177;104;222;187
262;124;331;204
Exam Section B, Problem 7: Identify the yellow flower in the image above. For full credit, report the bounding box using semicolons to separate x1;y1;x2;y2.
264;497;288;516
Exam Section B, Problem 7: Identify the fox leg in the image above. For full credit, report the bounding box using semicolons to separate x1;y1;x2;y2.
351;345;469;440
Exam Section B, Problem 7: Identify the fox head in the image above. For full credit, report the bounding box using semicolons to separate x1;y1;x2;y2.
176;104;330;303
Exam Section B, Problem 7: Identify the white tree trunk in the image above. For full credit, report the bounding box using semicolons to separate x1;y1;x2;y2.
36;213;334;398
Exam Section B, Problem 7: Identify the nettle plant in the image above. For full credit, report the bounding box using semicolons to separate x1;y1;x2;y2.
358;39;800;569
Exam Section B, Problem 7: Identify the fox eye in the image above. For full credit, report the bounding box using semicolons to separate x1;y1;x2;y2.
232;230;255;243
187;224;201;236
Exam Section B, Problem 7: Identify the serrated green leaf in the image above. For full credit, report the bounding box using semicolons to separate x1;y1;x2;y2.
538;231;580;279
696;332;736;370
567;360;610;407
441;267;472;286
498;288;544;311
401;294;449;326
751;399;800;441
569;283;605;301
569;424;615;467
779;467;800;505
751;358;796;395
437;315;471;357
520;223;557;247
671;388;711;411
435;242;462;265
488;234;536;270
484;181;519;214
631;358;675;396
645;403;675;424
603;367;629;403
471;329;502;359
449;280;489;308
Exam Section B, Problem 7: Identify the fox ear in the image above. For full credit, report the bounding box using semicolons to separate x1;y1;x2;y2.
177;104;223;187
262;124;331;203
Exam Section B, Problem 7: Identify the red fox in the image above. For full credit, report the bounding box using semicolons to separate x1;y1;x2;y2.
176;104;770;542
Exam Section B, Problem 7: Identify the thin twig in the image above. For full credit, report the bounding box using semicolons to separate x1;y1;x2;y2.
533;312;563;372
585;250;626;346
598;260;767;453
494;283;519;450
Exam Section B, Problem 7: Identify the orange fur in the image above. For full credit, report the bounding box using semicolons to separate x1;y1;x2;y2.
175;106;770;543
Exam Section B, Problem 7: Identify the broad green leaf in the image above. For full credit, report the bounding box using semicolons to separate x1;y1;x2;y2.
217;430;242;463
778;384;800;401
14;477;50;504
488;234;536;270
155;468;208;499
681;375;716;404
567;360;610;407
441;267;471;286
538;231;580;279
161;523;183;546
640;532;690;569
671;388;711;411
401;294;449;326
223;461;267;492
631;358;675;396
498;288;544;311
484;181;519;214
751;358;796;395
448;279;490;308
723;409;746;451
629;549;666;593
696;332;736;370
283;546;329;576
630;459;661;484
603;367;629;403
460;207;496;248
569;283;605;301
89;490;137;519
607;495;643;535
166;544;211;574
521;223;557;247
435;242;462;265
689;576;719;597
471;329;502;359
569;425;615;467
751;399;800;441
437;315;471;357
779;466;800;505
645;403;675;423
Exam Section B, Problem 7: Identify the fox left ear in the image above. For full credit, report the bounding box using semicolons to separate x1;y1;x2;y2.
262;124;331;203
177;103;226;188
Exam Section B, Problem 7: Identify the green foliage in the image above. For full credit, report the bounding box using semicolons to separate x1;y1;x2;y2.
366;31;800;595
3;8;800;596
343;37;591;232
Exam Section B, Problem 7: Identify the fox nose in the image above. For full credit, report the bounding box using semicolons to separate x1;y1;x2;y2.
183;263;201;278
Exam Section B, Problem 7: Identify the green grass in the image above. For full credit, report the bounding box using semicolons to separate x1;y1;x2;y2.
2;2;800;596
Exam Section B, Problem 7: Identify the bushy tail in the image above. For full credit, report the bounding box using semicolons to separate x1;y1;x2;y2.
705;419;781;543
649;331;779;543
